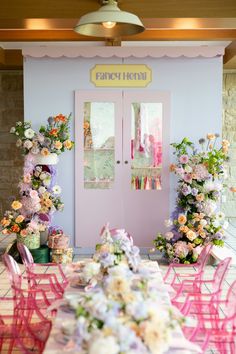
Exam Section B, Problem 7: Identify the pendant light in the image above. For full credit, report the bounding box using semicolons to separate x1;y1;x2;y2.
74;0;145;38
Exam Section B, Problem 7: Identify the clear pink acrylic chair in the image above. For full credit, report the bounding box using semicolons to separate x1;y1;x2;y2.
0;296;52;354
182;280;236;353
2;253;62;312
171;257;232;314
164;244;213;284
17;243;68;294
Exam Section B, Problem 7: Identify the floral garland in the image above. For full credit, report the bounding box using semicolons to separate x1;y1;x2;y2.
154;134;230;264
0;113;73;246
62;228;183;354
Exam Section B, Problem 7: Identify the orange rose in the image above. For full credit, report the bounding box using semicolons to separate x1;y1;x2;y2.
15;215;25;223
11;224;20;233
54;114;67;123
230;187;236;193
178;214;187;225
64;140;73;150
41;148;50;156
11;200;22;210
54;141;62;150
49;128;58;137
1;218;10;227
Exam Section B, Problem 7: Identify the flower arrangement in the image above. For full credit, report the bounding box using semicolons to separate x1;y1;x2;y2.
0;113;73;251
0;203;46;250
154;134;230;264
94;225;141;272
19;166;64;216
62;263;182;354
73;225;141;286
10;113;74;156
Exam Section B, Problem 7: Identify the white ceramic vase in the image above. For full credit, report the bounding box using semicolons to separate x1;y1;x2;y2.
31;152;59;165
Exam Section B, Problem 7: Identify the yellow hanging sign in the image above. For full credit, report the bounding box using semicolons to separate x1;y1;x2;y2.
90;64;152;88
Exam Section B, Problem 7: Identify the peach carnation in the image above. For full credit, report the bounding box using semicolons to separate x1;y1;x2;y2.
178;214;187;225
15;215;25;223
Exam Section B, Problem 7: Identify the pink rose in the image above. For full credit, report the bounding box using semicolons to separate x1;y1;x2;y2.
179;155;189;164
29;190;39;199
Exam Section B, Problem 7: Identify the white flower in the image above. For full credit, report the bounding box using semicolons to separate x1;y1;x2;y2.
108;264;131;278
185;165;193;173
16;139;22;147
38;186;46;194
23;140;33;149
216;211;225;220
164;219;173;227
200;219;208;227
212;220;220;228
24;128;35;139
43;177;51;187
52;185;62;195
89;335;119;354
16;121;22;126
83;261;101;282
203;180;215;193
39;172;47;180
10;127;16;133
31;147;40;154
165;231;174;241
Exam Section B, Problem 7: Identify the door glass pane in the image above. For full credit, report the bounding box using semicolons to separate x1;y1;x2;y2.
131;103;162;190
83;102;115;189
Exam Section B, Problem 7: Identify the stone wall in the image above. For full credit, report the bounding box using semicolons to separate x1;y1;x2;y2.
0;71;24;217
222;72;236;217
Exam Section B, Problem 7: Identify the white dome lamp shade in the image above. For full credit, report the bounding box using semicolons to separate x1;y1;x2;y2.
74;0;145;38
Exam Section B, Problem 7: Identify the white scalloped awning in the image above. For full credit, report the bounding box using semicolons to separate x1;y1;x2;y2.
22;46;225;59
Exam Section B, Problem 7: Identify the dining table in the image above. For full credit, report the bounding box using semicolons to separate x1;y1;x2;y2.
44;259;202;354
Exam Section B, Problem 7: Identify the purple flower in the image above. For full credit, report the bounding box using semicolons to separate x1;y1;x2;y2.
215;232;224;240
47;116;54;125
182;184;192;196
191;188;198;196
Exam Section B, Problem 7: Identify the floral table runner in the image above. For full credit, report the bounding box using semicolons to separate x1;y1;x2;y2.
44;259;201;354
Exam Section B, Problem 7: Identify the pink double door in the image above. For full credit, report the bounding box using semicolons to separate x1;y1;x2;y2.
75;90;170;248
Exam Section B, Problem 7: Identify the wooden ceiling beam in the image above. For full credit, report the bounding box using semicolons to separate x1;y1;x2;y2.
1;29;236;42
0;0;236;18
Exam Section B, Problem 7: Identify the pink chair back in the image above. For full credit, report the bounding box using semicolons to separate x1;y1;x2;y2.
2;253;22;289
212;257;231;293
225;280;236;318
197;244;213;267
17;243;34;268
